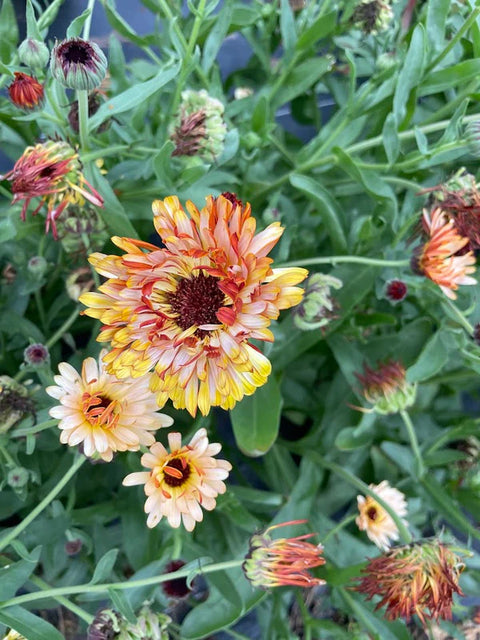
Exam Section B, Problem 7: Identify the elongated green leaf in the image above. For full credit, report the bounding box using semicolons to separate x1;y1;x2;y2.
280;0;297;60
420;59;480;95
90;548;118;584
290;174;347;252
0;0;18;63
66;8;91;38
89;62;181;129
426;0;451;50
107;588;137;624
101;0;152;46
407;331;448;382
296;10;337;50
37;0;66;31
202;2;233;72
271;56;333;108
0;547;41;600
393;24;425;124
382;113;400;164
25;0;42;40
0;607;64;640
230;375;283;456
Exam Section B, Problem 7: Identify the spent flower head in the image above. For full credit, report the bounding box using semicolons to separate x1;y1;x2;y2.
50;38;107;90
117;605;171;640
352;0;394;34
355;360;416;415
243;519;326;589
81;194;307;416
293;272;342;331
355;540;464;624
8;72;44;110
356;480;408;550
0;376;35;432
123;428;231;531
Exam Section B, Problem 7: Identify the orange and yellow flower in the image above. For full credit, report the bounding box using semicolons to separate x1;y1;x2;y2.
8;72;44;110
122;428;232;531
355;540;464;624
1;140;103;238
412;208;476;299
242;520;326;589
356;480;408;550
80;194;307;416
355;360;416;415
46;350;172;462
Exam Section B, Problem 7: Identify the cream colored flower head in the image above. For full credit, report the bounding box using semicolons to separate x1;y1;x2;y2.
123;428;232;532
356;480;408;551
46;349;173;461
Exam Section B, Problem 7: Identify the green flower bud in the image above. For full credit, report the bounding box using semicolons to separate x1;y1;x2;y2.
7;467;30;489
56;204;108;254
27;256;47;278
50;38;107;91
118;605;171;640
293;273;342;331
18;38;50;69
465;119;480;158
355;361;417;415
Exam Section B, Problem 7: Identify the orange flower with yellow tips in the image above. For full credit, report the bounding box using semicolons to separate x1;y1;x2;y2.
80;193;307;416
355;540;464;624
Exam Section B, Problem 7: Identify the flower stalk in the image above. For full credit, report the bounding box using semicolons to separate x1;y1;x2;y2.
400;410;425;478
77;89;90;150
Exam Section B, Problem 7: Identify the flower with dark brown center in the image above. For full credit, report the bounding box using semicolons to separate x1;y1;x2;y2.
23;343;50;367
50;37;107;91
168;272;225;337
8;72;44;110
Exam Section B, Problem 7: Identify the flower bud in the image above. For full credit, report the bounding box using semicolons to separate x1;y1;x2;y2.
50;38;107;91
18;38;50;69
65;538;83;556
23;343;50;367
0;376;34;432
355;360;416;415
27;256;47;278
293;273;342;331
118;605;171;640
66;267;95;301
465;119;480;158
56;204;108;254
8;72;44;110
385;279;407;302
7;467;30;489
87;609;120;640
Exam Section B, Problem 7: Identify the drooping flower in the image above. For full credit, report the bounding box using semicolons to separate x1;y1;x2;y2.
242;519;326;589
50;37;107;91
170;90;227;161
18;38;50;69
352;0;394;34
8;72;44;110
81;194;307;416
122;428;231;531
356;480;408;550
355;360;416;415
1;140;104;238
355;540;464;624
385;279;407;302
46;349;173;462
293;272;342;331
412;208;476;299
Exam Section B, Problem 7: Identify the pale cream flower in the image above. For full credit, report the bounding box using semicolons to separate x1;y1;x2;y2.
46;349;173;461
356;480;408;550
123;428;232;532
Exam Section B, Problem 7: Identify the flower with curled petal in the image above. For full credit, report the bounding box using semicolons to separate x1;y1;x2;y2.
46;349;173;462
356;480;408;550
80;193;307;416
122;428;231;531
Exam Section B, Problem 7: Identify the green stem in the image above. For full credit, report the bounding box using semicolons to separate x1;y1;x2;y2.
29;575;94;625
426;6;480;73
322;514;357;544
309;455;412;544
12;418;58;438
34;290;47;333
46;307;80;350
277;256;410;268
0;559;244;608
399;410;425;479
77;90;89;151
82;0;97;40
0;455;85;553
441;297;474;335
295;591;312;640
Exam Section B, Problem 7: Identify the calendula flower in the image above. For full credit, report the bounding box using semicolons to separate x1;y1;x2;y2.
412;208;476;299
8;72;44;110
355;540;464;624
355;360;416;415
1;140;104;238
23;342;50;367
18;38;50;69
242;519;326;589
50;37;107;90
352;0;394;33
385;279;407;302
356;480;408;550
46;349;173;462
81;194;307;416
122;428;231;531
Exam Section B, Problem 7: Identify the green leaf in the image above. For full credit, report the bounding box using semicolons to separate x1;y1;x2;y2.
335;426;373;451
0;0;18;63
0;216;16;242
0;607;64;640
230;374;283;456
37;0;66;32
393;24;425;125
0;311;45;343
271;57;332;109
66;8;91;38
107;587;137;624
414;126;428;154
420;59;480;95
426;0;454;51
296;10;337;50
382;113;400;165
101;0;152;46
290;174;347;252
0;547;41;600
280;0;297;61
406;331;448;382
152;140;176;183
202;2;233;73
89;62;181;130
251;95;270;135
89;548;118;584
25;0;42;40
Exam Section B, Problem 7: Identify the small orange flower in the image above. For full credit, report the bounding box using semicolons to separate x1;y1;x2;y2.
412;208;476;299
242;520;326;589
1;140;103;238
355;540;464;624
355;360;416;414
81;194;307;416
8;72;44;110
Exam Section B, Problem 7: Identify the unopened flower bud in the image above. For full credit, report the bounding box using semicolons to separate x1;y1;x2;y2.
18;38;50;69
50;38;107;91
23;343;50;367
162;560;191;598
66;267;95;301
118;605;171;640
7;467;30;489
294;273;342;331
56;204;108;254
355;360;416;415
27;256;47;278
234;87;253;100
8;72;44;110
465;119;480;158
65;538;83;556
87;609;120;640
385;279;407;302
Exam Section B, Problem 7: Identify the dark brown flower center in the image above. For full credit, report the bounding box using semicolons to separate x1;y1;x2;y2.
168;272;225;335
163;457;191;487
82;392;118;429
62;41;91;65
367;507;378;521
